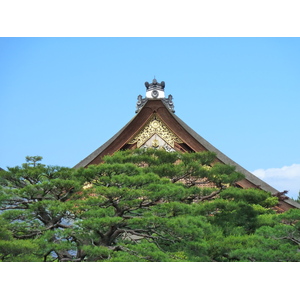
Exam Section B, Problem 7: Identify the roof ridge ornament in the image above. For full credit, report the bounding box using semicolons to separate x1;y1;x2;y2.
136;79;175;114
145;78;165;91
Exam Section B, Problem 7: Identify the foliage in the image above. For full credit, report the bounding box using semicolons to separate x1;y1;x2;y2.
295;190;300;203
1;151;299;262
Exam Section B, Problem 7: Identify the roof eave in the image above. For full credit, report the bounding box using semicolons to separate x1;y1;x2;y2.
73;114;138;168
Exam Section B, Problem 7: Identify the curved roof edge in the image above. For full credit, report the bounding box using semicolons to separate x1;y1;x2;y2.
73;115;138;169
172;113;279;194
172;113;300;209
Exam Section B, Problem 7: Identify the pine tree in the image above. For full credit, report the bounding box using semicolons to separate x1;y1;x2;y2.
0;156;81;261
1;150;300;262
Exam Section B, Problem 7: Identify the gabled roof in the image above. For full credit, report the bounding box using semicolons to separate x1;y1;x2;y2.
74;98;276;191
74;80;300;210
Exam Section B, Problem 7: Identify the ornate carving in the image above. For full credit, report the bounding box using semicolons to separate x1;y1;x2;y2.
136;79;175;113
163;143;176;152
152;138;159;148
145;79;165;91
135;95;147;113
162;94;175;113
129;115;182;148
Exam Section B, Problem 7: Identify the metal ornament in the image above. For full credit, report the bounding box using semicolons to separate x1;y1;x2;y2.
129;115;182;148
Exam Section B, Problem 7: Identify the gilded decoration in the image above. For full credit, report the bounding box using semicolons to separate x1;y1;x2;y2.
129;115;182;148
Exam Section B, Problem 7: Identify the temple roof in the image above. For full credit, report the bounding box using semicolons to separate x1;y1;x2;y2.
74;79;300;210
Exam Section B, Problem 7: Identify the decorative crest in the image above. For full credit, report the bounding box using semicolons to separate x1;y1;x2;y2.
144;79;165;91
136;79;175;113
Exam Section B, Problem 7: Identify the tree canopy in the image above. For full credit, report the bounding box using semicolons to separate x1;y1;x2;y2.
1;150;300;262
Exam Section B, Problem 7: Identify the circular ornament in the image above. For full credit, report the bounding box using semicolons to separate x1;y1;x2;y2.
151;90;159;98
151;120;160;128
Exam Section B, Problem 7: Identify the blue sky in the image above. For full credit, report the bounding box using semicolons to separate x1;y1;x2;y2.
1;37;300;198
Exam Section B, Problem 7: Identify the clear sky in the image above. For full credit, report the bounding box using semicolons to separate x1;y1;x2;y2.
1;37;300;198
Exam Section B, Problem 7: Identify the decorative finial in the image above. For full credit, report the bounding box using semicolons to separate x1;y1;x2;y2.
145;79;165;91
137;79;174;113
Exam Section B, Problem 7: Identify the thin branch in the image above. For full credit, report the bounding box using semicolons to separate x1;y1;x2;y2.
171;172;192;183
